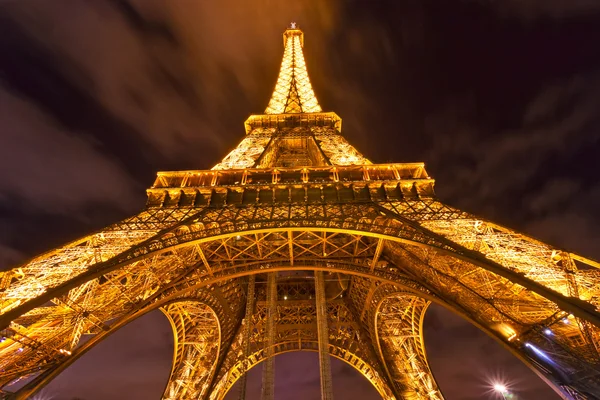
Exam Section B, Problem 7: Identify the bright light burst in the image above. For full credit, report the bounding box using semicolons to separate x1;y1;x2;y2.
493;383;507;393
484;371;517;399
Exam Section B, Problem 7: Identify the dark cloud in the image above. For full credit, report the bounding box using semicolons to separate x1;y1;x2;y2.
482;0;600;20
0;88;139;212
0;244;25;269
110;0;179;45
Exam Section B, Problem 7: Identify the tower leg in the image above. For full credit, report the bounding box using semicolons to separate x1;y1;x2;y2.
238;275;256;400
376;295;443;400
161;301;220;400
261;273;277;400
315;271;334;400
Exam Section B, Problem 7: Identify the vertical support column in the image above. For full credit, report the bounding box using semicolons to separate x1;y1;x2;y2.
261;273;277;400
315;271;334;400
238;275;256;400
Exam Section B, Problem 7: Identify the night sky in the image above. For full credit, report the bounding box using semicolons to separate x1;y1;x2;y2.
2;1;600;399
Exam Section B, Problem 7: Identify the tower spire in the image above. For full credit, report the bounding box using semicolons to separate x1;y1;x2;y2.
265;23;322;114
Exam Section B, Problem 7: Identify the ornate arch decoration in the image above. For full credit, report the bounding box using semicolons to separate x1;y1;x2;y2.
210;341;394;400
10;295;227;400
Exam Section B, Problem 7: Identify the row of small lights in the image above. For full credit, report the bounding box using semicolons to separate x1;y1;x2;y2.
506;315;570;342
538;314;570;340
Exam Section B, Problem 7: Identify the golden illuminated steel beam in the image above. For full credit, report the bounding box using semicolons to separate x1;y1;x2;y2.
237;275;256;400
370;238;385;273
315;271;334;400
261;273;277;400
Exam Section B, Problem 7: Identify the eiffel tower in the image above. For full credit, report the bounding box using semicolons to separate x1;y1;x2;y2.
1;23;600;400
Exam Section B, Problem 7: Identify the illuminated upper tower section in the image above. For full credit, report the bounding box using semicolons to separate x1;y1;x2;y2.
265;23;322;114
209;24;370;170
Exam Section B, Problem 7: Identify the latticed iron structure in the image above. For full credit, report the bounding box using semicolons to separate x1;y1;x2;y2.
1;24;600;400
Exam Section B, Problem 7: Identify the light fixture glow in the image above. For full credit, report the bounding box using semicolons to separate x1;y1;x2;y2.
544;328;552;335
497;323;517;341
524;342;554;363
493;383;507;393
